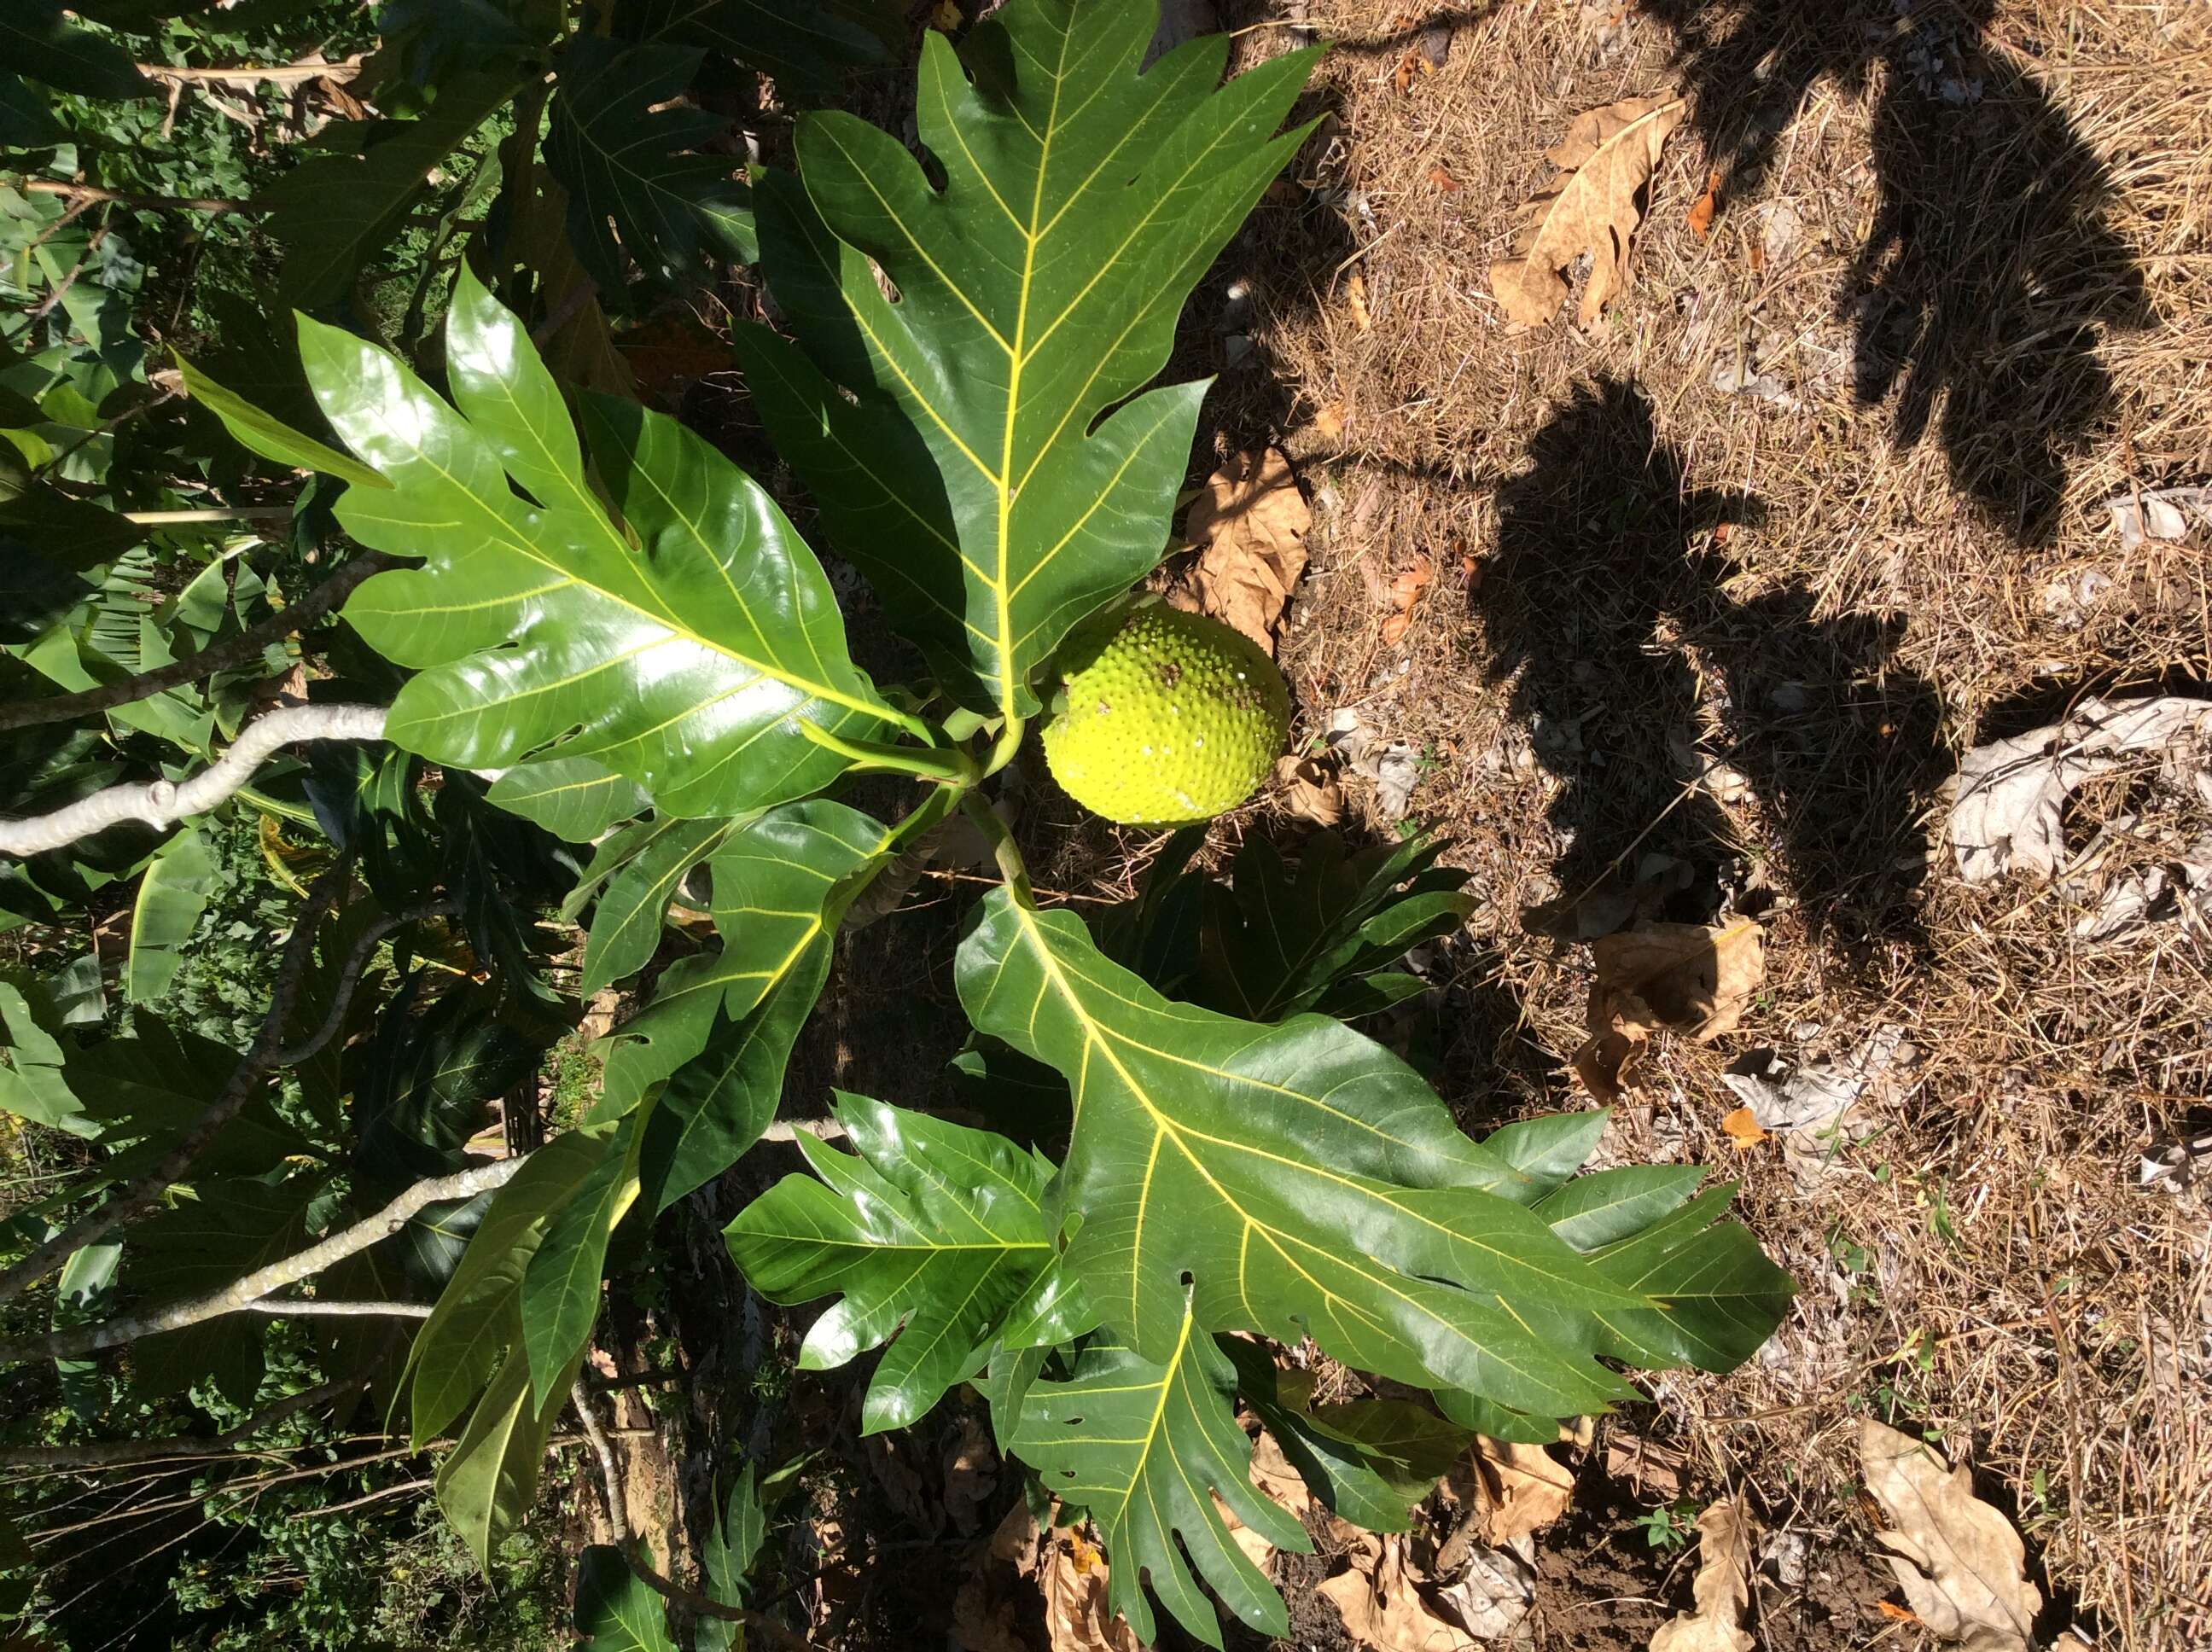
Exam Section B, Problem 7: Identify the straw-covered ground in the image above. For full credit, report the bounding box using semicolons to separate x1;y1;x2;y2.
1157;0;2210;1643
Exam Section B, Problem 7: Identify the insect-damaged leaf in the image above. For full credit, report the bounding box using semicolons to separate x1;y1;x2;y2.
735;0;1319;715
306;265;905;819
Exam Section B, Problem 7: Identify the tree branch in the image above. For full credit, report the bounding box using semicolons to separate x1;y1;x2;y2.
0;1370;373;1469
0;556;393;734
0;1153;527;1364
275;899;458;1067
0;701;388;856
572;1381;814;1651
242;1300;434;1318
0;860;354;1308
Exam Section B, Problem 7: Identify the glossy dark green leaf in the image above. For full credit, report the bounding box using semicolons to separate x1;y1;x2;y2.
726;1094;1079;1433
1010;1312;1307;1647
1193;832;1473;1021
736;0;1318;716
698;1462;767;1649
1219;1341;1430;1533
958;890;1644;1419
265;73;521;306
1531;1163;1704;1252
544;38;756;292
0;72;62;145
312;266;906;819
485;755;649;843
1582;1184;1796;1374
174;351;390;490
575;814;738;994
573;1544;677;1651
123;823;214;1003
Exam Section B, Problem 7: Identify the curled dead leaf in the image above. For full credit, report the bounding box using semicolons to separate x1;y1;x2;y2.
1489;96;1686;326
1276;753;1346;827
1347;270;1374;332
1648;1498;1755;1652
957;1502;1141;1652
1687;169;1720;237
1184;447;1311;654
1429;163;1461;193
1445;1436;1575;1550
1719;1106;1768;1152
1571;919;1765;1104
1859;1421;2040;1651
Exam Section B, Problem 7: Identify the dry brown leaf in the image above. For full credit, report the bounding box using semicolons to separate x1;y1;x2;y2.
1649;1498;1755;1652
1320;1532;1485;1651
962;1502;1143;1652
1448;1436;1575;1546
1275;754;1345;827
1347;270;1373;331
1571;919;1765;1103
1719;1107;1768;1151
942;1413;999;1537
1311;398;1348;444
1860;1420;2041;1651
1604;1432;1685;1498
1378;559;1434;648
1489;96;1686;326
1394;50;1417;92
1687;169;1720;237
1429;162;1461;193
1184;448;1311;654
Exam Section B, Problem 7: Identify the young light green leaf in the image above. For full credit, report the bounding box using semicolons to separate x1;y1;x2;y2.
736;0;1319;716
406;1128;611;1447
311;265;905;818
725;1094;1077;1433
544;38;756;290
574;1544;678;1651
1009;1311;1307;1648
958;889;1648;1420
521;1112;647;1409
124;824;215;1003
174;352;391;490
437;1340;583;1572
485;756;648;843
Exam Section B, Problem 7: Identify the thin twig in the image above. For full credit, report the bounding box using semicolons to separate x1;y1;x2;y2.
0;701;387;856
282;1477;433;1521
571;1382;814;1650
0;1370;372;1469
0;859;350;1307
0;1151;526;1363
0;555;390;733
11;177;258;215
274;899;458;1066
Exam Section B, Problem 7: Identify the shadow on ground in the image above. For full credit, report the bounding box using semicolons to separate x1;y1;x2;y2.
1479;375;1947;959
1640;0;2152;541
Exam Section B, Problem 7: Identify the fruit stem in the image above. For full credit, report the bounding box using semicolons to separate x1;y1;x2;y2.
958;791;1033;908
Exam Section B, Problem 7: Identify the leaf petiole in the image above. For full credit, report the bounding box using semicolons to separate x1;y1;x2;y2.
795;719;978;786
958;789;1033;908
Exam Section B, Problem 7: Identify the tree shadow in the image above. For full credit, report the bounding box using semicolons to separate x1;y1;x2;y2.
1480;375;1946;958
1639;0;2153;542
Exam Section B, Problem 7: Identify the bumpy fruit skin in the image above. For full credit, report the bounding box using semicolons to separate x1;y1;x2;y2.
1042;606;1290;827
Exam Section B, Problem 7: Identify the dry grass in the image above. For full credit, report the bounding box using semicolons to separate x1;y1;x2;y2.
1180;0;2212;1643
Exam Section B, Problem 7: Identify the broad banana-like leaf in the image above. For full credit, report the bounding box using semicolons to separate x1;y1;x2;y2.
544;38;757;293
725;1094;1087;1433
1008;1310;1307;1647
123;823;214;1003
736;0;1319;715
308;265;905;818
958;890;1653;1419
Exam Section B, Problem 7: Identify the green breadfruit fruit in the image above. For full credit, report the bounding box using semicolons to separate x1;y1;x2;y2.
1042;605;1291;827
